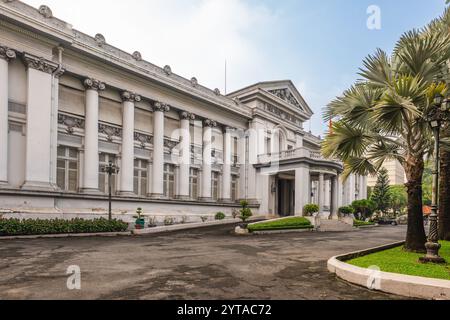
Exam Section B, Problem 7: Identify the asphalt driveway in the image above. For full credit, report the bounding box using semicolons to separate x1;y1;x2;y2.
0;224;407;300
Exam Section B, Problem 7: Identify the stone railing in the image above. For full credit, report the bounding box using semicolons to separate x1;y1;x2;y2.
257;147;341;164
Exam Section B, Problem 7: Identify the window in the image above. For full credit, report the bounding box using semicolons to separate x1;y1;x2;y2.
212;171;219;201
189;168;199;200
99;153;117;194
134;159;148;196
163;164;175;198
57;146;79;192
266;138;272;154
231;175;238;202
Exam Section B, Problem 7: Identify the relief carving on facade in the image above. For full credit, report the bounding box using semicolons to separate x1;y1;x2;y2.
121;91;141;103
269;88;302;109
94;33;106;47
153;102;170;113
263;102;302;126
83;78;106;91
132;51;142;61
38;5;53;18
23;54;58;74
58;114;85;134
134;132;153;148
190;77;198;87
163;65;172;75
99;123;122;142
0;46;16;61
203;119;217;128
180;111;195;121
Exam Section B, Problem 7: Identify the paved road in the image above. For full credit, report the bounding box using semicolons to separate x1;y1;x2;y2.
0;224;407;300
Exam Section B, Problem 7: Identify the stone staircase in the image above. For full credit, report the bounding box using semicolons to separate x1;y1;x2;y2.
318;219;355;232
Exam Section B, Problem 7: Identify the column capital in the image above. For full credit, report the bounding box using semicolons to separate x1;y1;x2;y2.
22;53;58;74
121;91;141;103
0;45;16;62
203;119;217;128
180;111;195;120
83;78;106;91
153;102;170;113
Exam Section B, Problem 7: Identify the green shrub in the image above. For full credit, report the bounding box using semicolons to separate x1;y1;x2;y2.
303;204;319;216
354;219;376;227
339;206;354;215
0;218;128;236
248;217;313;232
239;200;253;222
351;199;377;219
215;212;226;220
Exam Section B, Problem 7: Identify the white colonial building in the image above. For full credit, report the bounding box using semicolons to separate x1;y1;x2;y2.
0;1;367;222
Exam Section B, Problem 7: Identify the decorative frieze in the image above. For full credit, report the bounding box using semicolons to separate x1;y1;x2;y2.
203;119;217;128
83;78;106;91
164;138;179;150
99;123;122;142
121;91;141;103
180;111;195;120
262;102;302;126
269;88;302;109
134;132;153;148
22;54;58;74
153;102;170;113
0;46;16;61
58;114;85;134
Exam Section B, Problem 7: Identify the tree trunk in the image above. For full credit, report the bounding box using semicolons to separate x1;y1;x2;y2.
439;148;450;241
404;156;427;252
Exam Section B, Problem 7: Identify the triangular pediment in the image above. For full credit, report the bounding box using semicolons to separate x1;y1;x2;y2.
267;87;303;109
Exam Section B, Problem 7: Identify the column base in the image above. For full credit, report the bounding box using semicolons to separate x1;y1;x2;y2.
118;191;136;197
21;181;58;192
81;188;103;195
149;193;164;200
175;195;191;201
199;197;215;203
219;198;233;203
0;181;11;190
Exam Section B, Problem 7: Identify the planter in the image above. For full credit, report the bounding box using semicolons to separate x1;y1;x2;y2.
239;222;248;229
135;218;145;229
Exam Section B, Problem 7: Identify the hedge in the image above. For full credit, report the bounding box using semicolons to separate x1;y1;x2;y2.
0;218;128;236
353;219;375;227
248;217;313;232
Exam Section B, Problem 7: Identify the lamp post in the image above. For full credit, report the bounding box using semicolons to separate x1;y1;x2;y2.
420;94;450;264
101;161;120;221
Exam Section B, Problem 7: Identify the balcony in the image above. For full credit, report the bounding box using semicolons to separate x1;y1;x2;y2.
257;147;340;165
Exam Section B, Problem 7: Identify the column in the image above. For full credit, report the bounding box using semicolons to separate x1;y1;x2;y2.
200;119;216;201
237;129;246;200
362;176;368;199
82;78;105;193
324;179;330;210
348;174;356;203
295;165;310;216
221;126;233;202
150;102;169;198
177;111;194;200
0;46;16;187
318;173;324;215
22;54;59;191
247;120;258;201
331;175;339;220
119;91;140;196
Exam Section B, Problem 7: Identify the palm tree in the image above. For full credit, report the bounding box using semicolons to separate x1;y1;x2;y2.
323;29;450;252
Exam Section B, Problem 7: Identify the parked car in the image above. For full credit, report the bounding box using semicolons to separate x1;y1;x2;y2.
374;217;398;226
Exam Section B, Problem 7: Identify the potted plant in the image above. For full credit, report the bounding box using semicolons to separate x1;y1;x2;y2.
338;206;354;217
134;208;145;229
238;200;253;229
303;204;319;217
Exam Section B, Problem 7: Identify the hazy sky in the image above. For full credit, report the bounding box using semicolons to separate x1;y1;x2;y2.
22;0;447;135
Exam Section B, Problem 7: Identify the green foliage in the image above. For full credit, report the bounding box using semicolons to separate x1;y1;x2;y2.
354;219;375;227
215;212;226;220
389;185;408;215
303;204;319;216
134;207;143;220
0;218;128;236
370;168;391;214
339;206;355;215
248;217;313;232
348;241;450;280
351;199;377;219
239;200;253;222
422;160;433;206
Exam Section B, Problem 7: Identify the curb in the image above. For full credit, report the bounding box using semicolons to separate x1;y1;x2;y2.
328;241;450;300
250;228;315;235
0;231;132;240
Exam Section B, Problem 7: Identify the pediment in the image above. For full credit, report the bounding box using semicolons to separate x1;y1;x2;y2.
267;88;303;110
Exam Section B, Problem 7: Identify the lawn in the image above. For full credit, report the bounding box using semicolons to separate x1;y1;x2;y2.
348;241;450;281
248;217;313;232
354;219;375;227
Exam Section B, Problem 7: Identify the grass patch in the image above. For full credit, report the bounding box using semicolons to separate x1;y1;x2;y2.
354;219;375;227
248;217;313;232
348;241;450;281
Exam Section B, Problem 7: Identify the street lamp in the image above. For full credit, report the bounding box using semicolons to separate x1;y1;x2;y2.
101;161;120;221
420;94;450;264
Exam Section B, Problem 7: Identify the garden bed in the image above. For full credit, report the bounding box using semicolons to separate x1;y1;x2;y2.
248;217;313;232
354;219;376;227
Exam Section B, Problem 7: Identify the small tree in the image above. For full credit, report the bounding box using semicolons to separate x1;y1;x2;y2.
389;185;408;216
351;200;376;220
239;200;253;223
370;168;391;215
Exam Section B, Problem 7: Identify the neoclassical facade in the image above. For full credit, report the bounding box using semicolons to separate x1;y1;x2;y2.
0;1;367;222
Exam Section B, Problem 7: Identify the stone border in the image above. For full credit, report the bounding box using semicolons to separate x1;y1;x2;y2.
328;241;450;300
0;231;132;240
251;228;315;235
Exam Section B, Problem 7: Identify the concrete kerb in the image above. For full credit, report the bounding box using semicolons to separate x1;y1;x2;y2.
328;241;450;300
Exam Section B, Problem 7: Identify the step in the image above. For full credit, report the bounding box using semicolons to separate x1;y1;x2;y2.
318;219;354;232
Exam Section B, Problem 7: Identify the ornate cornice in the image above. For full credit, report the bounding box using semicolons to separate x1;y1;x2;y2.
0;45;16;61
180;111;195;121
203;119;217;128
153;102;170;113
121;91;141;103
22;54;58;74
83;78;106;91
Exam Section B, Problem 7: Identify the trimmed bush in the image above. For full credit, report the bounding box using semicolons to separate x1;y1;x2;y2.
303;204;319;217
338;206;354;215
0;218;128;236
354;219;375;227
215;212;226;220
248;217;313;232
239;200;253;222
